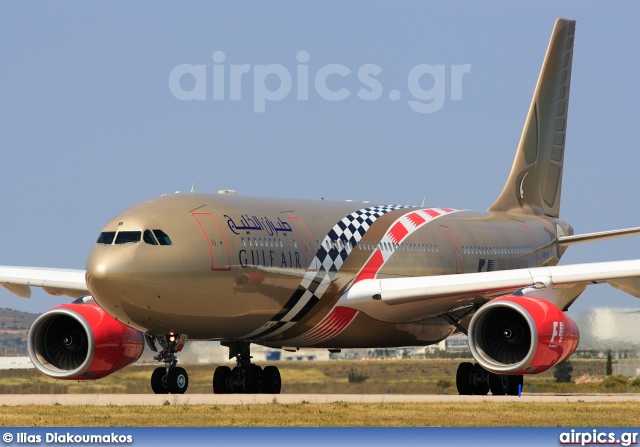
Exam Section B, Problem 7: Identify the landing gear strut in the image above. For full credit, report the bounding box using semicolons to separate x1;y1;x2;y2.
213;341;281;394
149;334;189;395
456;362;523;396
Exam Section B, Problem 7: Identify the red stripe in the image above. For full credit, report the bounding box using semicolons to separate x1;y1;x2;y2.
355;250;384;282
304;307;357;343
423;209;441;218
388;222;409;244
440;208;455;213
308;313;346;342
328;307;357;336
301;313;342;342
406;212;426;227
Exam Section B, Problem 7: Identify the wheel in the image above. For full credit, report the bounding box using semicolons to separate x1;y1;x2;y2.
151;367;169;394
489;373;509;396
228;366;242;393
507;374;524;396
262;366;281;394
244;365;264;393
472;363;489;395
456;362;474;395
167;367;189;394
213;366;231;394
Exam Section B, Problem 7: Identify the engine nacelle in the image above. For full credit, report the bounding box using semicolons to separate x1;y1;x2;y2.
468;296;579;374
28;300;144;380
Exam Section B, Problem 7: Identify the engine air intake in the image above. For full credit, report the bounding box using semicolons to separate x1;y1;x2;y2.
42;314;89;370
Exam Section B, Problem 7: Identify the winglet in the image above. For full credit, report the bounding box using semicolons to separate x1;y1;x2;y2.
490;19;576;218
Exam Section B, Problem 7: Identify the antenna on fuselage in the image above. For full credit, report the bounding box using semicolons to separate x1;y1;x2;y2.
191;182;196;193
421;197;426;207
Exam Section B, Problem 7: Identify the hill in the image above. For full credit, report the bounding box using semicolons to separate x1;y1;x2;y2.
0;308;38;356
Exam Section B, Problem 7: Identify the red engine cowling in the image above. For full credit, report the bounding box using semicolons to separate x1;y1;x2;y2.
28;300;144;380
468;296;579;374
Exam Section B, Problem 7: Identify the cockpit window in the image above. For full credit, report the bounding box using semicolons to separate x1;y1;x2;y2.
96;232;116;245
143;230;158;245
153;229;173;245
115;231;142;244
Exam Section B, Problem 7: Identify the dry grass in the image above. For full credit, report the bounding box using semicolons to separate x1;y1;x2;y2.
0;402;637;427
0;359;636;395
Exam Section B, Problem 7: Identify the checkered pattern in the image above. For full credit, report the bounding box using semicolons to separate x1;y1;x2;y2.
282;207;460;346
241;205;407;340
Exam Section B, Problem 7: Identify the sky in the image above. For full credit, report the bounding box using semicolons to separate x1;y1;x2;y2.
1;2;640;322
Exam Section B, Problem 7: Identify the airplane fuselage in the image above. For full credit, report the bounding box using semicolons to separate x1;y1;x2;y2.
85;193;571;349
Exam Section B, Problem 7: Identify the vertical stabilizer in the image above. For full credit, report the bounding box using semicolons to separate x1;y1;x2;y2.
489;19;575;218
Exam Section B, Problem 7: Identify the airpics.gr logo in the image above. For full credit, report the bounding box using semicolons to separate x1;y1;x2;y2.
168;51;471;113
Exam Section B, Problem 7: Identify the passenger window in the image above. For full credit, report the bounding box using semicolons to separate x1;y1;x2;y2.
115;231;142;244
152;230;173;246
143;230;158;245
96;231;116;245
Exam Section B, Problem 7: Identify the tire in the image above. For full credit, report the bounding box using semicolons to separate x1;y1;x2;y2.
213;366;231;394
167;367;189;394
244;365;264;393
228;367;241;393
472;363;490;396
263;366;281;394
151;367;169;394
489;373;508;396
456;362;474;395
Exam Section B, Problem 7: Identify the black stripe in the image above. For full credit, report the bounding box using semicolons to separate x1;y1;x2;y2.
271;286;306;321
291;296;320;322
251;321;288;340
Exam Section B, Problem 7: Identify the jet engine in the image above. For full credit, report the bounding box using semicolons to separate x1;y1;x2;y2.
468;296;579;374
28;298;144;380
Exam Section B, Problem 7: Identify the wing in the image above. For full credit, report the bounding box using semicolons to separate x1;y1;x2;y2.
339;259;640;323
0;266;88;299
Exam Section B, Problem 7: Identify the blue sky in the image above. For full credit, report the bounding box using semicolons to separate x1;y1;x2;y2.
1;2;640;321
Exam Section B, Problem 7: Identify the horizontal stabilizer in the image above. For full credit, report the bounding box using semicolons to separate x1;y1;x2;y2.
558;227;640;246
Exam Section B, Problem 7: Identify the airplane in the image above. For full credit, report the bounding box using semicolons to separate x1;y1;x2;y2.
2;17;640;396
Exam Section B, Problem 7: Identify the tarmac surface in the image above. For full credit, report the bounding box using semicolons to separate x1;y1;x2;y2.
0;394;639;406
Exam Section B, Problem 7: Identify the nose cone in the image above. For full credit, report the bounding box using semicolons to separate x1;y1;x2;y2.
86;243;135;282
85;245;136;320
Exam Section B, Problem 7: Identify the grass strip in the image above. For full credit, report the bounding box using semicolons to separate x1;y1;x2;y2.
0;402;637;427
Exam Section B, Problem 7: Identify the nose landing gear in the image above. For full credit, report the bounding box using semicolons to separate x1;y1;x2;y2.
148;334;189;394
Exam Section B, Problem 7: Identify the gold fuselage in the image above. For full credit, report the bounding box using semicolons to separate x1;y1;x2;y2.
85;193;570;349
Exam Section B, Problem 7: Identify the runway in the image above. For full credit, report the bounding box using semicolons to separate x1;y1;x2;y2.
0;394;639;406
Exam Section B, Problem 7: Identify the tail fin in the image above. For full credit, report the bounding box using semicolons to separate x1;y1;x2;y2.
489;18;575;218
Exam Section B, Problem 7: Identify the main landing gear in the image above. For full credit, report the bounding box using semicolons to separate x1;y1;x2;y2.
456;362;523;396
148;334;189;395
213;341;281;394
